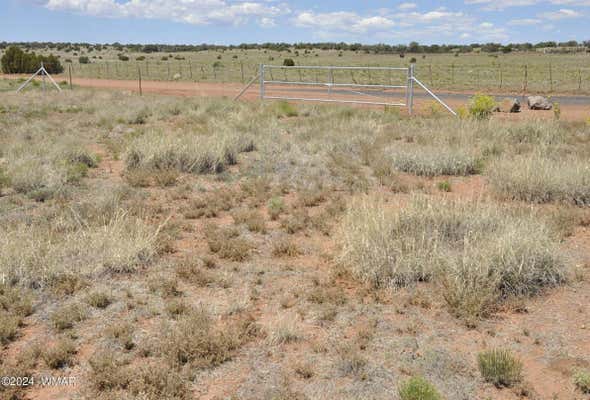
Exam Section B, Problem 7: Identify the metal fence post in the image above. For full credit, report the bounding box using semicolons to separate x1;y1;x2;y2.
407;64;414;115
259;64;265;100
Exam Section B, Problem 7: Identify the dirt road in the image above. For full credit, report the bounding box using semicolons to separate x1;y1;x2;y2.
4;75;590;120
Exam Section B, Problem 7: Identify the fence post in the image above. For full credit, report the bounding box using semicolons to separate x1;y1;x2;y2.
188;60;192;80
549;63;553;92
259;64;265;100
138;66;142;96
523;64;528;94
407;64;414;115
68;64;73;90
499;64;503;89
578;69;582;91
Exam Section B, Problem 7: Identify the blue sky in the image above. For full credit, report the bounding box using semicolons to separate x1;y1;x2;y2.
1;0;589;44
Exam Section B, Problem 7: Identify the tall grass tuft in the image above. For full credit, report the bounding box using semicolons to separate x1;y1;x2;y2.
337;195;564;320
477;349;523;387
487;153;590;205
389;145;480;177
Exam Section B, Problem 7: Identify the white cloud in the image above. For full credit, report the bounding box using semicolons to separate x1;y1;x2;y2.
507;18;542;25
293;11;394;34
539;8;583;18
464;0;537;11
397;2;417;10
45;0;290;26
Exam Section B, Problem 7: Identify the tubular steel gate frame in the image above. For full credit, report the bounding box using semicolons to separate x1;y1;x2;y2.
236;63;456;116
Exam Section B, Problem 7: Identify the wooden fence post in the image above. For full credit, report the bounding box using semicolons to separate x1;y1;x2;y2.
68;64;73;90
578;69;582;91
138;66;142;96
523;64;528;94
549;63;553;92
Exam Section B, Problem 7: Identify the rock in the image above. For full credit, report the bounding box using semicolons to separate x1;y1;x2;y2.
527;96;552;110
498;98;521;113
172;73;181;80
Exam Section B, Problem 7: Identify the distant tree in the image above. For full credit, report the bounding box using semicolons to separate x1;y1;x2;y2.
1;46;63;74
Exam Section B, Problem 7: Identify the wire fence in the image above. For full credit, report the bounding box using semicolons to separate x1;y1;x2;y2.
62;60;590;94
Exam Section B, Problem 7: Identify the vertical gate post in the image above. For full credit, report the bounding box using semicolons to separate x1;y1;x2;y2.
259;64;265;100
407;64;415;115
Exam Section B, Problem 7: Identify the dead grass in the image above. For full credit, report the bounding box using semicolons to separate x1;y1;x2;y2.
337;195;564;321
487;153;590;205
203;223;254;261
42;337;77;369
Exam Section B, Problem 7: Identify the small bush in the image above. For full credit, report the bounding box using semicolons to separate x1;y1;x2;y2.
283;58;295;67
203;224;253;261
469;94;496;120
267;197;285;220
272;236;300;257
477;349;523;387
437;180;452;192
88;350;130;391
42;337;76;369
85;291;112;309
232;208;266;233
0;313;20;345
118;54;129;61
79;56;90;64
50;303;87;331
574;369;590;393
275;101;298;118
398;376;442;400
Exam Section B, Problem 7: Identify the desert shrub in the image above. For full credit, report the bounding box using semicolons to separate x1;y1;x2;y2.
487;154;590;205
469;94;496;120
125;129;253;174
574;369;590;394
437;180;451;192
0;312;20;345
136;56;146;61
477;349;523;387
118;54;129;61
79;56;90;64
336;343;367;378
106;321;135;350
337;195;564;319
283;58;295;66
232;208;266;233
42;337;76;369
128;363;189;400
159;309;253;369
272;236;300;257
85;291;112;309
398;376;442;400
390;146;480;176
275;101;298;117
88;350;131;391
267;197;285;220
203;224;253;261
50;303;87;331
175;258;214;287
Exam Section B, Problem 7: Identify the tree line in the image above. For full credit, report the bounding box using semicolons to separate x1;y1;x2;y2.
1;40;589;55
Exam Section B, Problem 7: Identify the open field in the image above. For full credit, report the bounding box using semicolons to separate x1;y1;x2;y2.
2;46;590;94
1;87;590;400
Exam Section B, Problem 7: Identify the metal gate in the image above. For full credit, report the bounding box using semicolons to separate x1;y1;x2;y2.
235;63;456;116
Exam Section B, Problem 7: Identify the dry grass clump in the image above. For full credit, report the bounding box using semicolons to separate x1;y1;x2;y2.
175;258;216;287
477;349;523;388
203;223;253;261
232;208;266;233
85;290;113;309
182;188;236;219
0;313;20;345
125;129;253;174
389;145;480;177
42;337;77;369
272;236;300;257
487;153;590;205
159;309;257;369
337;195;564;320
0;209;158;287
267;197;285;220
50;302;87;331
